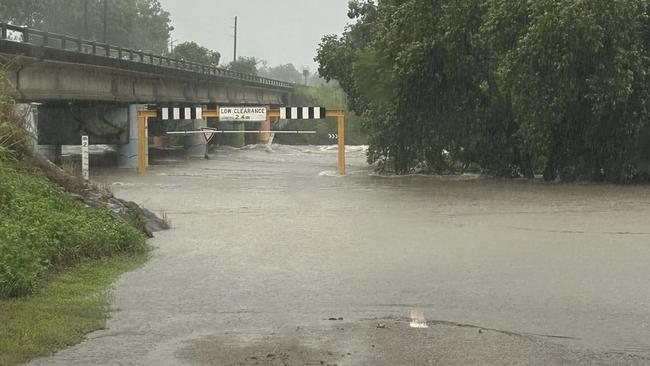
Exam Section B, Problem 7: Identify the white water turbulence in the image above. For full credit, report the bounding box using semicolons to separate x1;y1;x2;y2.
410;310;429;329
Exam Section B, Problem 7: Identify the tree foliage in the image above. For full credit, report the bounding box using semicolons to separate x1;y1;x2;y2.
227;56;259;75
259;63;304;84
316;0;650;182
171;41;220;65
258;63;326;86
0;0;172;54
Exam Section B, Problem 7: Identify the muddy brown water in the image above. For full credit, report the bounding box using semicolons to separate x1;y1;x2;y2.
29;145;650;365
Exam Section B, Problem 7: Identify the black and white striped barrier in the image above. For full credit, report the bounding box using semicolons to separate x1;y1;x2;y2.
280;107;326;120
158;107;203;120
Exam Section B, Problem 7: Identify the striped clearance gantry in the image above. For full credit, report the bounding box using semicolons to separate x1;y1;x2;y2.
279;107;327;120
159;107;203;120
136;107;346;175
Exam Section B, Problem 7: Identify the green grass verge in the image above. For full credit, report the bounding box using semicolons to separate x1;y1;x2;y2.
0;253;148;366
0;161;147;298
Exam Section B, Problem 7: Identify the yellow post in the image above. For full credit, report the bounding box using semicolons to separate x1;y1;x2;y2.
337;115;345;175
137;114;147;174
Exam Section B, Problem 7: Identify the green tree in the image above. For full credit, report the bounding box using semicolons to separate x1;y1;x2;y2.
227;56;259;75
317;0;650;182
258;63;303;83
497;0;650;182
171;41;220;65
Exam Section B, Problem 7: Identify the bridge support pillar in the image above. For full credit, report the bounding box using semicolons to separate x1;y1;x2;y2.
257;112;271;144
119;105;147;169
14;104;38;152
186;118;208;158
15;103;60;164
231;122;245;148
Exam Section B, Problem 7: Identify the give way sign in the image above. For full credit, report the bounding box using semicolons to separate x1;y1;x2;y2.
200;128;218;143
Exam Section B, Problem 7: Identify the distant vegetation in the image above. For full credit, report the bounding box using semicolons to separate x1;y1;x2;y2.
171;41;220;65
226;56;260;75
259;63;305;84
259;63;324;86
317;0;650;182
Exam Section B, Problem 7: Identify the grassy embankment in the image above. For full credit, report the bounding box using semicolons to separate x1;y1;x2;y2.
0;95;149;364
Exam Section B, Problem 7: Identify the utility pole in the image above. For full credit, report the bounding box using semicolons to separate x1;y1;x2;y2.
103;0;108;43
169;39;176;54
83;0;88;39
233;16;238;63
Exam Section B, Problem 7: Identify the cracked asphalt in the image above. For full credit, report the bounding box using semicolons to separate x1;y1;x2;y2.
28;145;650;365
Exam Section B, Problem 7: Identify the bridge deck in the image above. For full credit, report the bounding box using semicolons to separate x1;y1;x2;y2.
0;22;293;92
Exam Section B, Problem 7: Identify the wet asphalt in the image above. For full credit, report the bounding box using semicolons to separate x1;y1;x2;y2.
28;145;650;365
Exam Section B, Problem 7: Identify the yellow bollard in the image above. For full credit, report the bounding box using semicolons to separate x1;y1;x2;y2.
137;114;147;174
337;115;345;175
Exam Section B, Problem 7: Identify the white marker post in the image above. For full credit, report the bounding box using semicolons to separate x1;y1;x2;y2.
81;135;89;181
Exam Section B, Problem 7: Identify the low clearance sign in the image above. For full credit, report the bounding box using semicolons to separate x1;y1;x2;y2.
219;107;267;122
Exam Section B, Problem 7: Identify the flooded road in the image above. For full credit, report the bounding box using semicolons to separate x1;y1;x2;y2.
30;145;650;365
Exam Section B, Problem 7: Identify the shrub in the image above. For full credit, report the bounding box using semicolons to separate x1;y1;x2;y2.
0;163;146;298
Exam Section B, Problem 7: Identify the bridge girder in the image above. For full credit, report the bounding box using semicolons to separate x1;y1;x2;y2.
1;41;290;106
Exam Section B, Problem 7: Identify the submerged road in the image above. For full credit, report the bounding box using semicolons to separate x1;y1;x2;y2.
30;145;650;365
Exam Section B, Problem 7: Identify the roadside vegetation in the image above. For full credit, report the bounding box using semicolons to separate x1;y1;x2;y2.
0;254;147;365
0;117;147;297
0;159;147;297
317;0;650;183
0;75;150;363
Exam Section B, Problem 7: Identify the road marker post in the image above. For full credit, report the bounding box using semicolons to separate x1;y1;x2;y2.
81;135;89;181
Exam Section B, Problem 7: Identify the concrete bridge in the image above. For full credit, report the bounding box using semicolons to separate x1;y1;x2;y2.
0;23;295;168
0;23;292;104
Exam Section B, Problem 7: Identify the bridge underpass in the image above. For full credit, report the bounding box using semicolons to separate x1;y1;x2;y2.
0;22;294;170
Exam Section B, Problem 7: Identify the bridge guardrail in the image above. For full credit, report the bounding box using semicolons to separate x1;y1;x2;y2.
0;22;294;89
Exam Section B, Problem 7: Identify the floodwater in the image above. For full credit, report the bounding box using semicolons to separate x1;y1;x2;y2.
30;145;650;365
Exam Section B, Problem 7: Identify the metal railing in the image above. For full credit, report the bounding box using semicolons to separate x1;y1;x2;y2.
0;22;294;89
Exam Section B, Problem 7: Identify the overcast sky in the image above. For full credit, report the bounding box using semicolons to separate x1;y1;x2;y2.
159;0;351;71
